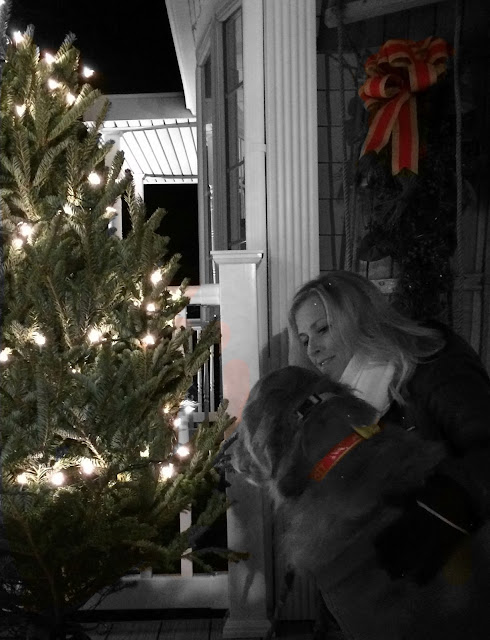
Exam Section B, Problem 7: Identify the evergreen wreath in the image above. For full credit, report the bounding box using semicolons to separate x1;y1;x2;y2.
355;38;473;322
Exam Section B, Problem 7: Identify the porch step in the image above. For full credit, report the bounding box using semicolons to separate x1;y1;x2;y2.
83;618;315;640
86;619;220;640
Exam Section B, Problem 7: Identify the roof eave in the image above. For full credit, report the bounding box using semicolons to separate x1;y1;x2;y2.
84;92;194;122
165;0;197;115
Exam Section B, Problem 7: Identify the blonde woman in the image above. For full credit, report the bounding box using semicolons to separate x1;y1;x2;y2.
288;270;490;638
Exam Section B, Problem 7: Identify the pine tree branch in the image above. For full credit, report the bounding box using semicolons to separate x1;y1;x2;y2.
0;0;11;87
45;274;73;349
6;500;61;620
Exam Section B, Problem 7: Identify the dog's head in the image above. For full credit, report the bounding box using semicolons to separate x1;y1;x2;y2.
230;366;377;501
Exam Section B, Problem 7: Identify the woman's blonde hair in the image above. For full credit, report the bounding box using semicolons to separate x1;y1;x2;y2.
288;271;445;400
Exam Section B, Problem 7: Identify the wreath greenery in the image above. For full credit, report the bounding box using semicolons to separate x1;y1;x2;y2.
355;54;474;322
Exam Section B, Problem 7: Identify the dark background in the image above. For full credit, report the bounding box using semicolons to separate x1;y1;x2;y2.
9;0;200;285
9;0;183;93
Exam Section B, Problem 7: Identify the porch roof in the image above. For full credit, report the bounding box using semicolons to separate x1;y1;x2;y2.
85;93;197;185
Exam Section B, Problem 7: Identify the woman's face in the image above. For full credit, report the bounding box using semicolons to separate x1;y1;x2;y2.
295;294;353;381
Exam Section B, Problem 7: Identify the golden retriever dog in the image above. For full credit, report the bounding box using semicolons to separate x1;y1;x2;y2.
230;366;490;640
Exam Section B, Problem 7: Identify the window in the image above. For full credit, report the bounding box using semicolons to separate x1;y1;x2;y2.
198;5;245;283
224;10;245;250
201;56;216;283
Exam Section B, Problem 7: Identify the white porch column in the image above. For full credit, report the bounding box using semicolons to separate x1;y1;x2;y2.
104;131;123;239
264;0;319;368
243;0;266;252
133;173;145;201
212;250;270;639
242;0;269;376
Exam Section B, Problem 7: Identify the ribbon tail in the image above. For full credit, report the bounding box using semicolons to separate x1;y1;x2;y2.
392;96;418;175
360;92;411;158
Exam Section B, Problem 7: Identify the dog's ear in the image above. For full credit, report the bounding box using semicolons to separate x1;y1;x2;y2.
229;405;276;485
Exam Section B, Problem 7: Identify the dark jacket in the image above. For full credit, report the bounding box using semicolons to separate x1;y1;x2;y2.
383;321;490;520
320;323;490;639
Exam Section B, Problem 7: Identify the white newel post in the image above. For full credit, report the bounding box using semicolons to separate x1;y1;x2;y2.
264;0;319;369
104;131;123;239
133;173;145;201
212;250;270;639
103;133;144;239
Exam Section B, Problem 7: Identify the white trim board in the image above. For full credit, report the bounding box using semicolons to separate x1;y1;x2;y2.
325;0;451;27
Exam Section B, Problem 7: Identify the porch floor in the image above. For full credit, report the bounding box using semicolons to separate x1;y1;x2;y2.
84;618;315;640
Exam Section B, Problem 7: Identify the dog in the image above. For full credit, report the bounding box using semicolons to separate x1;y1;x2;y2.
230;366;490;639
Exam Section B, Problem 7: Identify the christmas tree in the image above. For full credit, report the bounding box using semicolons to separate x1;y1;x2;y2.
0;14;238;639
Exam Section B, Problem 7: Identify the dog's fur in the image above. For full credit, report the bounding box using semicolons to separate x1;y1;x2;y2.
230;366;490;639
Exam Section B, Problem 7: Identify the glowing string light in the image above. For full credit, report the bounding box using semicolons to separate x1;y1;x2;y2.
44;52;55;64
66;93;76;106
160;463;175;480
51;471;65;486
88;328;102;343
32;332;46;346
15;104;26;117
11;237;24;250
140;447;150;458
18;222;33;238
16;473;28;485
82;66;94;78
176;445;190;458
142;334;156;346
87;172;101;185
0;348;12;362
47;78;61;90
171;290;182;301
146;303;156;313
80;458;95;475
63;203;75;215
13;31;24;44
150;269;162;285
173;417;182;428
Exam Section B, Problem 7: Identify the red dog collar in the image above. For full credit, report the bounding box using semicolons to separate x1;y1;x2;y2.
309;423;383;482
295;392;382;482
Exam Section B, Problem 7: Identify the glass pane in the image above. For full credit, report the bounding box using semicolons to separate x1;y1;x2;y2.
201;55;219;283
204;57;212;99
227;162;245;249
223;9;245;250
224;11;243;90
226;85;244;167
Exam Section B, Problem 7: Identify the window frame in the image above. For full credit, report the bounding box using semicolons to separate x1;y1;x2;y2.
196;0;244;284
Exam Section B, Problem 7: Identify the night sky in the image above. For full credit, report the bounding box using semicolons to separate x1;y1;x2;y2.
9;0;200;285
9;0;183;94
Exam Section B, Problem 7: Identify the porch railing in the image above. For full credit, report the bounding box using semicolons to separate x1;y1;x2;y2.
84;255;271;638
83;284;228;610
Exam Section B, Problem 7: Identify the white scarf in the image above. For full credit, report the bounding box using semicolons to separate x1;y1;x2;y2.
339;354;396;421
